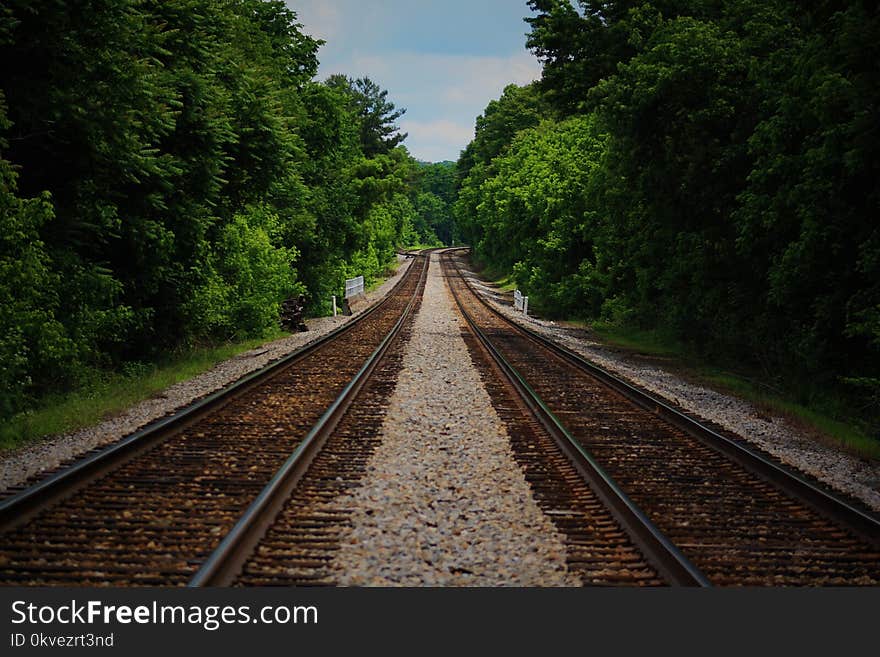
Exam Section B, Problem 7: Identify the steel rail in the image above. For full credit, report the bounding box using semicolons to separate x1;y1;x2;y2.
446;249;880;547
443;253;710;586
189;253;430;586
0;253;427;534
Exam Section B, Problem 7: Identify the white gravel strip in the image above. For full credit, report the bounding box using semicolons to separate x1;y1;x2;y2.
0;256;413;493
458;262;880;512
332;253;577;586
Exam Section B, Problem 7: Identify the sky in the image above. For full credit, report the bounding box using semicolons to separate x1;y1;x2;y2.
286;1;543;162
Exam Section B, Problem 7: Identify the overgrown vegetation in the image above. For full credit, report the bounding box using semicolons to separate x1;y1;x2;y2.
457;1;880;438
0;332;286;451
0;0;451;422
4;0;876;447
590;323;880;459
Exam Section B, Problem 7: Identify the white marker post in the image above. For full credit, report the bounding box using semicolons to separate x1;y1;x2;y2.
514;289;529;316
332;295;337;317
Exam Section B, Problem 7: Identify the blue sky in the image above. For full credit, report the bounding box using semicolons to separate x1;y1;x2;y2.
286;1;543;162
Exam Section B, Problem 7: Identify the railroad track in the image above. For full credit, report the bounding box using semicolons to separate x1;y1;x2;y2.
442;249;880;586
0;253;430;586
230;249;669;586
198;256;427;586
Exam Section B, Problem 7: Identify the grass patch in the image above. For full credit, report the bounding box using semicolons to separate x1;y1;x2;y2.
592;323;880;460
365;257;405;293
590;322;684;358
2;258;416;453
700;371;880;459
0;330;288;453
474;264;518;293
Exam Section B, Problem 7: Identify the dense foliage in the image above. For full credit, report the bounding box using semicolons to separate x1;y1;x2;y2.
412;160;457;246
0;1;437;418
457;0;880;428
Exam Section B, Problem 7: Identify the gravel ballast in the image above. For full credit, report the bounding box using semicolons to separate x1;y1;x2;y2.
332;253;576;586
457;260;880;513
0;256;413;493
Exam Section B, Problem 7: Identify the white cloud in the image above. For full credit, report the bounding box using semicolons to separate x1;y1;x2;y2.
400;119;475;162
288;1;343;42
347;51;541;99
289;1;390;50
340;51;541;160
401;119;474;144
285;3;544;161
439;53;543;103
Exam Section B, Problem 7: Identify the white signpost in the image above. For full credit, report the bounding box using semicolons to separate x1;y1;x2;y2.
344;275;365;299
514;289;529;316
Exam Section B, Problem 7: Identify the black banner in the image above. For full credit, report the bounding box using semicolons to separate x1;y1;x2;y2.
1;588;877;654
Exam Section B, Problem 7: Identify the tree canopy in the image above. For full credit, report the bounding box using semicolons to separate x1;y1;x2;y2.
0;0;434;419
457;0;880;431
326;75;409;157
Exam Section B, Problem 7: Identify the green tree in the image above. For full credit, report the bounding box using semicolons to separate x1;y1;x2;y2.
0;98;73;415
473;115;608;315
326;75;408;157
458;0;880;429
525;0;638;114
411;161;456;245
0;0;423;421
456;83;548;247
187;204;303;340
